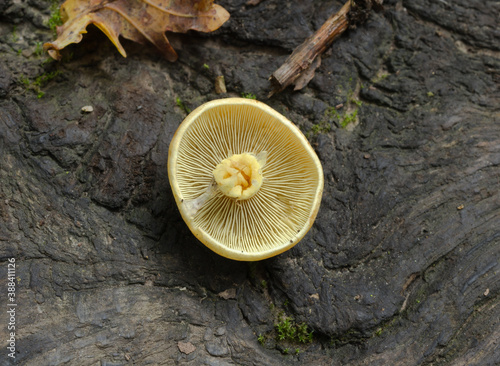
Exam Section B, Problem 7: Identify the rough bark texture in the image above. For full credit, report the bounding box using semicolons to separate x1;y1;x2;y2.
0;0;499;365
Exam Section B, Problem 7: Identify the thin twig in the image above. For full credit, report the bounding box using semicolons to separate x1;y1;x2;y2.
268;0;383;97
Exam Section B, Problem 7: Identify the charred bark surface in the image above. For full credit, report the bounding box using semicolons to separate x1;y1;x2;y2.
0;0;499;365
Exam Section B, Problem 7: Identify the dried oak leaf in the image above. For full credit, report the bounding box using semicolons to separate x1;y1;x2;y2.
43;0;230;61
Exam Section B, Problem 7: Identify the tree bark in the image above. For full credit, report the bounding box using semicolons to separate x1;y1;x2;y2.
0;0;499;365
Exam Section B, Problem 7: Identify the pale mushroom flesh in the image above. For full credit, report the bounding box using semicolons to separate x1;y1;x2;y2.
169;98;323;261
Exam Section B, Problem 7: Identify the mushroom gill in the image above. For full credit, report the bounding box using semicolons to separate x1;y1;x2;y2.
169;98;323;261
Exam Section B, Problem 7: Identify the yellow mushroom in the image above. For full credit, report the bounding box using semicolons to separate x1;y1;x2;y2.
168;98;323;261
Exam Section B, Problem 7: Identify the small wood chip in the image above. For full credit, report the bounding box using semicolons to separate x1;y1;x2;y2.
293;55;322;91
215;75;227;94
218;288;237;299
246;0;263;5
178;341;196;354
309;293;320;300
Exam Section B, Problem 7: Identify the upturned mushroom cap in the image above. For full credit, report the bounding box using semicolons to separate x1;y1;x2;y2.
168;98;323;261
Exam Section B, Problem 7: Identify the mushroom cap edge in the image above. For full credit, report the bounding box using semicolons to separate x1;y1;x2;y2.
168;97;324;261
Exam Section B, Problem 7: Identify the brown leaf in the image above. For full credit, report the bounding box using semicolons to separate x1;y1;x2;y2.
43;0;230;61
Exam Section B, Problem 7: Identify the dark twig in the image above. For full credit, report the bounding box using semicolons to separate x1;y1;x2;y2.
268;0;383;97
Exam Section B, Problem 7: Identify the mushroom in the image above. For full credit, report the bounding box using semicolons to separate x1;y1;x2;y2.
168;98;323;261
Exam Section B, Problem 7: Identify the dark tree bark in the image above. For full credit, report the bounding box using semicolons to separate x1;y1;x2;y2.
0;0;499;365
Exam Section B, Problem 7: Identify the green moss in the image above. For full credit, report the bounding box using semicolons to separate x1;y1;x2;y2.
19;75;30;87
325;99;361;129
339;109;358;128
276;315;295;341
352;98;363;107
372;72;389;83
33;70;60;87
18;70;61;98
11;26;19;42
257;307;314;356
296;322;313;343
307;119;331;138
47;0;63;36
241;92;257;99
275;314;313;344
41;56;56;66
34;42;44;57
176;97;191;114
